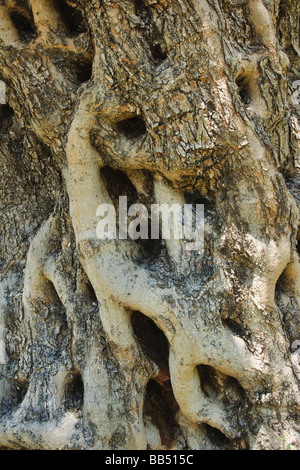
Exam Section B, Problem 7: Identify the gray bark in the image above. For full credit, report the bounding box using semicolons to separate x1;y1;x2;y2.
0;0;299;450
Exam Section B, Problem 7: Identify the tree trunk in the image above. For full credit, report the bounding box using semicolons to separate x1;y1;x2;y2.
0;0;299;450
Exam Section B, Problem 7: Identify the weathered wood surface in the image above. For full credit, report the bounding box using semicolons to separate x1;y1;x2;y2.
0;0;299;450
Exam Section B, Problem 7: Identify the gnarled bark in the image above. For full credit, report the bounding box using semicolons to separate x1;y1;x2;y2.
0;0;299;450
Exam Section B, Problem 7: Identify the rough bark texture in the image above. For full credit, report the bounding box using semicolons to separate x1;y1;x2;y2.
0;0;299;450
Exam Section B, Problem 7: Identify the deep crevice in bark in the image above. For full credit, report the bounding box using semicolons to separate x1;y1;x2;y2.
52;0;87;37
138;237;162;261
131;311;179;448
63;370;84;413
222;318;246;339
10;10;37;43
131;311;170;384
133;0;167;65
100;167;163;258
116;116;147;140
203;423;232;450
134;0;149;21
10;377;29;410
236;75;252;106
0;104;14;137
143;379;179;450
184;191;214;219
149;42;167;65
197;364;248;439
75;60;93;84
51;54;94;87
197;364;233;400
100;166;139;207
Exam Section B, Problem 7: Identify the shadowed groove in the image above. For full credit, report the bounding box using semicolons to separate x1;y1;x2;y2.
52;0;87;37
116;116;147;140
236;75;252;106
131;311;180;448
10;10;37;43
64;370;84;412
0;104;14;137
131;311;170;383
100;166;139;207
203;423;232;449
133;0;168;65
222;318;246;339
143;379;179;449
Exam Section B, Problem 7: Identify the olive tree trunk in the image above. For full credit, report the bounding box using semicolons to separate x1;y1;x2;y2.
0;0;299;450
